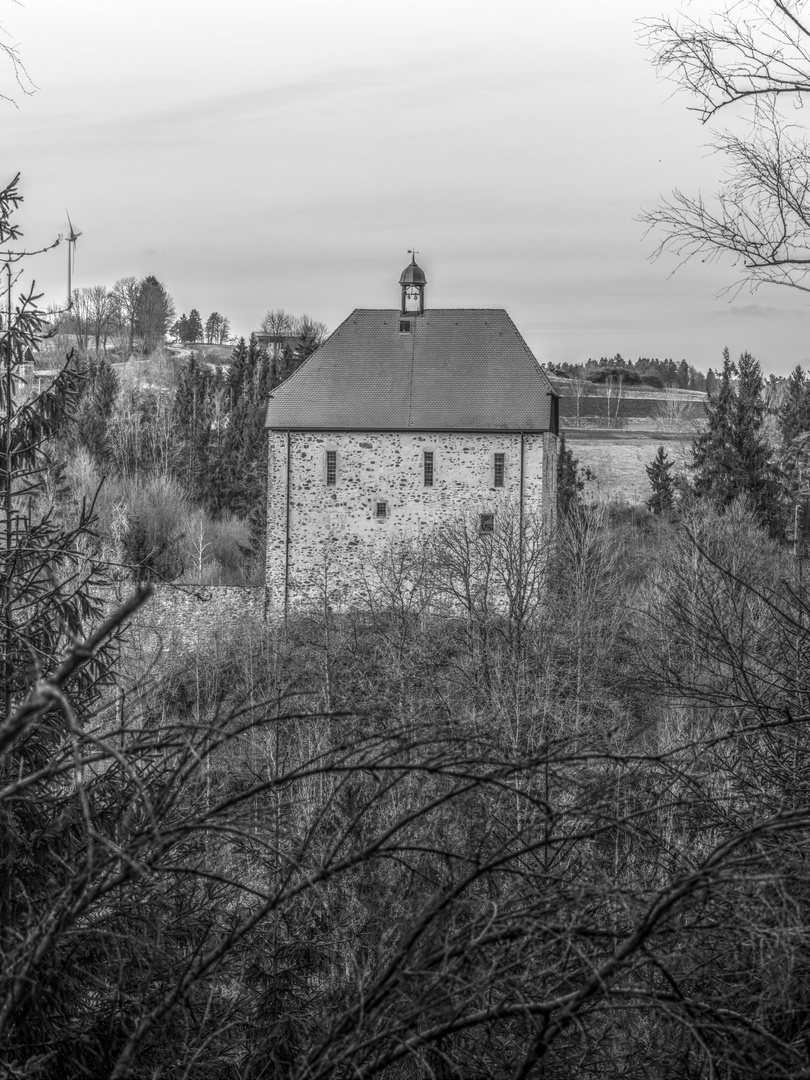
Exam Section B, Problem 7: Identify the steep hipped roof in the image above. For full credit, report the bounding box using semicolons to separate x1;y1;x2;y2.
265;308;557;432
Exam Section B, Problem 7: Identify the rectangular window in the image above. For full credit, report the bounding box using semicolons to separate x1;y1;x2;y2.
376;501;388;519
479;512;495;534
399;319;411;333
326;450;337;486
494;452;505;488
424;450;434;487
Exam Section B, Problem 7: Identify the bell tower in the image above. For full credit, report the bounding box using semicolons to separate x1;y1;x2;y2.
399;251;427;315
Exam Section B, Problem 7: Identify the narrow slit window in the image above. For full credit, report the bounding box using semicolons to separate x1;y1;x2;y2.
376;501;388;519
424;451;434;487
494;452;505;488
326;450;337;486
479;512;495;534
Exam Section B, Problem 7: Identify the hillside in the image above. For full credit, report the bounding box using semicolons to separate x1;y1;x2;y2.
551;377;706;503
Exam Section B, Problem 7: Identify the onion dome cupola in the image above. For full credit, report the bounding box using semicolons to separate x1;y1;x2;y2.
399;251;427;315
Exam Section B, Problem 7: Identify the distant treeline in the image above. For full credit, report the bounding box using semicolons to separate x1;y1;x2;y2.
546;353;715;392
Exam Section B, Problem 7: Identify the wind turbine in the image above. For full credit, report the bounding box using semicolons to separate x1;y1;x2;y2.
65;209;82;308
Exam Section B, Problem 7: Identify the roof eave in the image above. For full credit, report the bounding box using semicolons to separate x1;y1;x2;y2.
265;424;554;434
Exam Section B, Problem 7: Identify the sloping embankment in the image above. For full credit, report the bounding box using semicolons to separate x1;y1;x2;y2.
552;378;706;504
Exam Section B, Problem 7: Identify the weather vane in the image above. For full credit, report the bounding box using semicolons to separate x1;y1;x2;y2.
65;209;83;309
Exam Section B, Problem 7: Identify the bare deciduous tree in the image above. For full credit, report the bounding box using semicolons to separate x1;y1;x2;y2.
87;284;114;353
642;1;810;294
111;276;140;355
0;12;36;105
66;286;92;352
260;308;292;337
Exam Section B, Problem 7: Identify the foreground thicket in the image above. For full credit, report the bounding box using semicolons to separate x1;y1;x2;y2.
5;500;810;1079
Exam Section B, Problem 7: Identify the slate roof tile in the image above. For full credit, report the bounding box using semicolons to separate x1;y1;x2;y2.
265;308;557;432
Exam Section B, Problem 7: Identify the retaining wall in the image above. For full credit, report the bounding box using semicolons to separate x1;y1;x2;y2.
121;583;267;659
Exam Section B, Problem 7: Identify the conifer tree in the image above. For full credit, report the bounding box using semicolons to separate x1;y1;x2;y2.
136;275;175;354
692;348;782;534
646;446;675;514
76;355;119;470
778;365;810;447
693;349;737;504
186;308;203;345
212;334;270;525
174;313;189;343
557;435;592;517
172;351;218;500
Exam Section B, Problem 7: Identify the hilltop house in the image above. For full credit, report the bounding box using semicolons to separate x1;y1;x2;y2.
264;257;560;614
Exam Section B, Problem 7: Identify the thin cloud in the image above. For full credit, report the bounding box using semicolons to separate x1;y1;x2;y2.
716;303;807;319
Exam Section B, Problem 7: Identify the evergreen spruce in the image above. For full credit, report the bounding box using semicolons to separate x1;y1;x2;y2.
186;308;203;345
693;348;737;504
557;435;592;516
212;334;270;527
76;356;120;470
646;446;675;514
692;348;782;534
172;351;218;500
135;275;175;354
778;365;810;447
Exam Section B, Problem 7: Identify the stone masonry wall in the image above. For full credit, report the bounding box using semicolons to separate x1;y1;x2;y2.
266;430;556;614
124;583;266;659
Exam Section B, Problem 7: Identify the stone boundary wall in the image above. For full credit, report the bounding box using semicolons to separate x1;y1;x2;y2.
121;583;267;659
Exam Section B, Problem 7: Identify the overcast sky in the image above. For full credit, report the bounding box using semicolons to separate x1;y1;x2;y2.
3;0;809;375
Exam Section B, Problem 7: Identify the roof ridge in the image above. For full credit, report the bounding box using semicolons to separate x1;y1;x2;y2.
351;307;510;312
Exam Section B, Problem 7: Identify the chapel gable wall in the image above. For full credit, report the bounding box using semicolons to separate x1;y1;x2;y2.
266;429;553;613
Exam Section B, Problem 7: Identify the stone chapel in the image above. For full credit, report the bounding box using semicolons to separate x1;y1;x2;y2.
264;257;560;614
